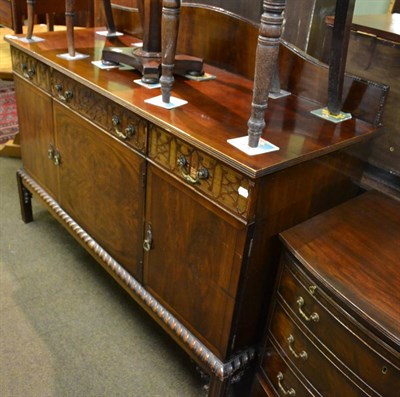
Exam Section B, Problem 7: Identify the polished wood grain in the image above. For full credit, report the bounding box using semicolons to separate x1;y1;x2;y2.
352;13;400;43
144;164;248;358
7;23;391;396
51;69;148;153
277;257;400;396
54;102;146;280
254;191;400;396
148;125;254;220
5;29;384;178
268;301;366;396
344;22;400;191
280;191;400;350
14;75;58;198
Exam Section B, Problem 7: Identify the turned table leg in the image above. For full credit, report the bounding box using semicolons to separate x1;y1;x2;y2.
160;0;180;103
247;0;286;148
26;0;36;40
65;0;76;57
17;172;33;223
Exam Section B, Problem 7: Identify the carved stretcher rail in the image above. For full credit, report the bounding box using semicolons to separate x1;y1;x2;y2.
17;168;256;380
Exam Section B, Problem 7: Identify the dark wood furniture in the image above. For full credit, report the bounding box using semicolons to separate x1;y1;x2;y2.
6;14;387;395
252;190;400;396
321;12;400;198
0;0;96;34
0;0;13;28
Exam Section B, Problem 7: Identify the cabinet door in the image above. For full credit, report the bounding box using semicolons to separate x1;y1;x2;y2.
144;164;249;359
54;102;145;280
15;76;58;198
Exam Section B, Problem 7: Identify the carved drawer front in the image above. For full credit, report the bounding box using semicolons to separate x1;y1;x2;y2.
261;339;313;397
11;47;51;93
269;301;370;396
51;70;147;153
278;254;400;396
148;125;254;220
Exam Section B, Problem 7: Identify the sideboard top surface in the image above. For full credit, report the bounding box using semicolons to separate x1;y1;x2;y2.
280;190;400;351
6;29;381;178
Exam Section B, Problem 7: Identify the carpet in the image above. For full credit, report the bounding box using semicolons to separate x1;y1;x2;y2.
0;81;19;144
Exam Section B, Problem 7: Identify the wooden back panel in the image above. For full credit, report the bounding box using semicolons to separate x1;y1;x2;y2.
278;42;389;126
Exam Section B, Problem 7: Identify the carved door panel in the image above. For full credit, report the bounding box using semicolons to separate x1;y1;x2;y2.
54;102;145;281
144;164;249;360
14;76;59;199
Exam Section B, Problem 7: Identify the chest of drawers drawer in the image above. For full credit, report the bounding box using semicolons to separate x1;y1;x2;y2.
261;339;314;396
11;47;51;93
278;254;400;396
51;70;147;153
268;300;377;396
148;125;254;220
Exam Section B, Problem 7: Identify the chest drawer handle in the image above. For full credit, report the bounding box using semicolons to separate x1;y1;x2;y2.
53;150;61;166
177;155;209;184
277;372;296;396
143;224;153;252
287;335;308;360
55;84;73;102
22;63;35;79
297;296;319;322
48;143;55;160
111;116;136;140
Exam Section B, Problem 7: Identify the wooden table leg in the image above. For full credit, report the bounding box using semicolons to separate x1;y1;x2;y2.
65;0;76;57
160;0;180;103
26;0;36;39
327;0;356;115
17;172;33;223
102;0;117;35
247;0;286;148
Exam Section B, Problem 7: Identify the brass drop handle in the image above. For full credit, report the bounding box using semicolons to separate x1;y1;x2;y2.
177;155;209;184
55;84;73;102
53;150;61;166
111;116;136;140
143;225;153;252
22;63;35;79
297;296;319;322
287;334;308;360
277;372;296;396
48;143;55;160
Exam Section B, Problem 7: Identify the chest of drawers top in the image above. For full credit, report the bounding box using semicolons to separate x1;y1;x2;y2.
6;28;382;179
280;190;400;351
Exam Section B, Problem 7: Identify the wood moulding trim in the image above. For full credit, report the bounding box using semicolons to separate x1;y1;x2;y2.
17;168;256;380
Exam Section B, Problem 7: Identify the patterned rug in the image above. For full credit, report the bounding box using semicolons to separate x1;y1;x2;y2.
0;81;19;144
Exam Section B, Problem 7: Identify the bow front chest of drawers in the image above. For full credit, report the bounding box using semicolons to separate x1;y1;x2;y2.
6;28;387;395
253;191;400;396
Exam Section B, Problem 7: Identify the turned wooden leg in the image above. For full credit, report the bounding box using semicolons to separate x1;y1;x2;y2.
247;0;286;148
46;13;55;31
102;0;117;34
160;0;180;103
65;0;76;57
327;0;356;115
17;172;33;223
26;0;36;39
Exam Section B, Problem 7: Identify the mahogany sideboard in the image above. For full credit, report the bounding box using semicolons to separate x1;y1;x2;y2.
252;190;400;396
6;26;387;395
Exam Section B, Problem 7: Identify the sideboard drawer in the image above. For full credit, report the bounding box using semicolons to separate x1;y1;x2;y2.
278;255;400;396
11;47;51;93
52;70;147;153
148;125;254;220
